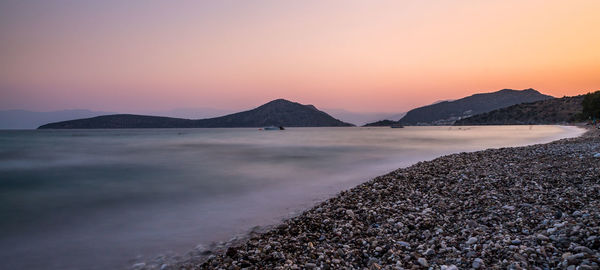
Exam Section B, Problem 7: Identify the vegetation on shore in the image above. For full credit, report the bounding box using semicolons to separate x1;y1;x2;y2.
456;90;600;125
365;89;552;126
581;91;600;121
454;95;584;125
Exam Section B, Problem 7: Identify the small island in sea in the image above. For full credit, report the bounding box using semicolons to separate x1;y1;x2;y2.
38;99;353;129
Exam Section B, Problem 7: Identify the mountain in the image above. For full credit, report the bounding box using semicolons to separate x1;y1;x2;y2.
365;88;553;126
191;99;354;128
454;95;585;125
0;109;114;129
323;108;406;126
38;99;353;129
363;120;399;127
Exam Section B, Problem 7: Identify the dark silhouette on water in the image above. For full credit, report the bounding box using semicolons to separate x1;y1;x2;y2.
365;88;553;126
38;99;353;129
454;92;599;125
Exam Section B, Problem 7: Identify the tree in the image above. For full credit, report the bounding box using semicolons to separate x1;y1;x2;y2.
582;91;600;120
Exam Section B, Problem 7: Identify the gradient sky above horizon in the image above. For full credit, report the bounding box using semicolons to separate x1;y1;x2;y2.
1;0;599;113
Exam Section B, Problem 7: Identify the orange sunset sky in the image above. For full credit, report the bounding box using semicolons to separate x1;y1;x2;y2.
1;0;599;113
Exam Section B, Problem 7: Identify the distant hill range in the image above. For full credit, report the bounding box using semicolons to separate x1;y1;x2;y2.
365;89;553;126
38;99;353;129
454;95;585;125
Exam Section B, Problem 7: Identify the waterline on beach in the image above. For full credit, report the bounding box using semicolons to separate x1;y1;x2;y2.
0;126;584;270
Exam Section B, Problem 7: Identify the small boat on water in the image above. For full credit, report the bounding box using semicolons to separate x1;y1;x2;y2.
260;126;285;130
390;124;404;128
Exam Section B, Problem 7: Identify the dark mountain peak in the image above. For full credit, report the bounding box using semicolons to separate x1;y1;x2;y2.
261;99;317;108
471;88;542;98
497;88;519;92
455;95;586;125
264;98;294;105
497;88;538;93
39;99;354;129
255;99;310;111
253;99;322;114
365;88;553;126
304;104;318;111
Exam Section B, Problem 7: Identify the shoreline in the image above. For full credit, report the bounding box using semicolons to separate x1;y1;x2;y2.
141;127;599;270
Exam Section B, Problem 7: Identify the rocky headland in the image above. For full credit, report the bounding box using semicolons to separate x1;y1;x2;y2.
454;96;585;126
141;128;599;270
38;99;353;129
365;89;553;126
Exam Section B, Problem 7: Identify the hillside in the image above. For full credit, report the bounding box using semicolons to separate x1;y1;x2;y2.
0;109;114;129
363;120;399;127
38;99;353;129
366;89;553;126
454;95;585;125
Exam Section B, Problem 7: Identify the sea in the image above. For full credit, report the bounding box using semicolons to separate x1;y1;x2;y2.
0;126;584;270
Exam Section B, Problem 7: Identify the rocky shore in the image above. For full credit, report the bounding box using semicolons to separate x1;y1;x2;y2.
155;128;599;269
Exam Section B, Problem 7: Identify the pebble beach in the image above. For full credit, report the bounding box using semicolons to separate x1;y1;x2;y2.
156;127;599;270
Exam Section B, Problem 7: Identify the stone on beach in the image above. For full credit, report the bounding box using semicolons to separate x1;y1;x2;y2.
472;258;484;269
466;237;478;245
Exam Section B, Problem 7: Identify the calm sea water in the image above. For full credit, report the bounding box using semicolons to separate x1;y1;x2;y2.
0;126;583;270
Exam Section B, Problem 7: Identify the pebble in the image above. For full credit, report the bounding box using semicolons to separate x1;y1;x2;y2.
304;262;317;268
536;234;549;241
502;205;515;211
466;237;478;245
417;257;428;267
573;246;593;254
423;248;435;256
131;263;145;269
566;253;585;264
397;241;410;248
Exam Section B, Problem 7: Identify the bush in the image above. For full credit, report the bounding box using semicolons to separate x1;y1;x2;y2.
582;91;600;121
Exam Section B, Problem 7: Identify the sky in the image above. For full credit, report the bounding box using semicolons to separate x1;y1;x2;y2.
1;0;599;113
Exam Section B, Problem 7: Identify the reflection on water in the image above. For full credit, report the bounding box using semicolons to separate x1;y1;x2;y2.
0;126;583;270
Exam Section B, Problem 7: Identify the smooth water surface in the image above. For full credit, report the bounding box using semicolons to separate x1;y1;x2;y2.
0;126;584;270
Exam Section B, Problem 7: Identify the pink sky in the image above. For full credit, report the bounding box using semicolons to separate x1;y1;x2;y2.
1;0;599;113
